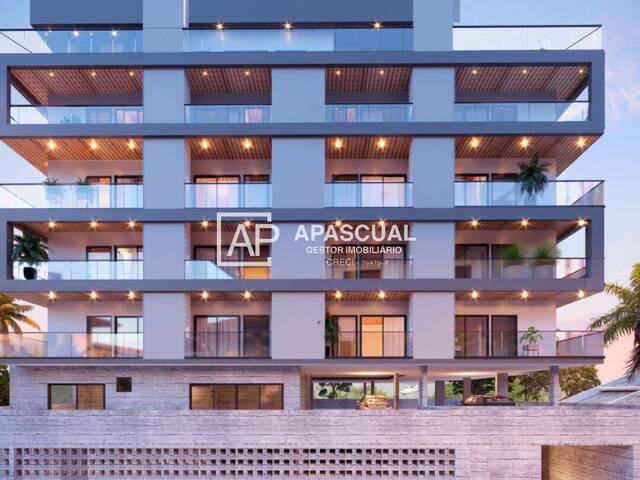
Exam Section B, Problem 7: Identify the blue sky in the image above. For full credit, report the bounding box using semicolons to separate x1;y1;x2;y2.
1;0;639;379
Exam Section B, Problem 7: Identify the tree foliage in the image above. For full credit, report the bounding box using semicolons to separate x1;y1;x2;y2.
0;366;8;406
0;295;39;334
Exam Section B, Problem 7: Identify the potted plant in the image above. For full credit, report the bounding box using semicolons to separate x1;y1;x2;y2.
519;326;543;356
43;177;62;207
501;243;524;279
517;156;549;205
11;231;49;280
325;311;339;357
532;244;560;279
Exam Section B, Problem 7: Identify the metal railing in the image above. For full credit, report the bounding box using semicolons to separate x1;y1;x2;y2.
326;258;413;279
185;261;270;280
0;332;143;358
184;27;413;52
325;182;413;207
453;25;602;51
454;101;589;122
0;184;143;209
454;330;604;358
454;258;588;280
13;261;143;280
185;105;271;123
184;331;270;358
455;180;603;207
10;105;143;125
326;104;412;122
0;29;142;54
326;331;412;358
185;183;271;208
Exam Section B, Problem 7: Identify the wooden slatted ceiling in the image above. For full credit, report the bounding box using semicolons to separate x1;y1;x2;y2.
456;220;579;240
11;69;143;105
190;291;271;302
326;137;410;159
326;291;410;302
23;222;142;236
187;68;271;95
326;67;411;93
2;138;142;174
455;135;599;174
188;137;271;160
455;290;594;307
456;65;588;101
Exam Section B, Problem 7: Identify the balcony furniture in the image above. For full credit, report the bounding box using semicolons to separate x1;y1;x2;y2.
357;395;391;410
521;344;540;356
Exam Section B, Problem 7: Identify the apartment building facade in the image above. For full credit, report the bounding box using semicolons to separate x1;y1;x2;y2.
1;0;636;479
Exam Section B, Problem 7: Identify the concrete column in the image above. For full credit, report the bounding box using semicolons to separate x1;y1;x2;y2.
271;293;324;359
271;68;325;122
496;372;509;397
463;377;472;401
412;0;458;51
409;224;454;278
393;373;400;409
272;139;325;208
411;292;455;359
409;138;455;208
434;380;446;406
418;366;429;408
549;366;561;406
142;0;186;52
143;223;189;279
143;293;190;359
270;223;325;279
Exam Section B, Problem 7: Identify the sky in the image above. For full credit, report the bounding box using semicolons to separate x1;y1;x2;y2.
1;0;639;381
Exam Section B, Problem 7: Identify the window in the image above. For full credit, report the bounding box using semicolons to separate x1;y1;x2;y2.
86;316;143;358
328;315;407;358
189;384;283;410
86;246;112;261
116;377;132;392
48;384;105;410
192;315;269;358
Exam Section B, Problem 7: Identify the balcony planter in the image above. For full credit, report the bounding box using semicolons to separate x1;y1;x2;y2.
501;244;524;279
518;156;549;206
520;327;543;356
75;178;94;207
11;231;49;280
532;244;560;279
43;178;63;207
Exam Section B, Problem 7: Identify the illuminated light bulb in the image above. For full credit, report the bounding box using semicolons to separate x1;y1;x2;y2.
373;21;382;29
471;68;478;75
89;220;98;229
201;220;209;228
242;138;253;150
577;289;586;299
128;220;136;229
284;22;292;30
48;221;56;229
470;137;480;149
334;290;342;300
47;139;56;150
73;30;80;37
48;71;55;77
243;290;252;300
89;139;98;150
471;290;479;300
376;138;387;150
577;219;588;227
200;139;210;149
89;291;98;301
128;139;136;150
378;69;385;76
244;70;251;77
520;290;529;300
520;218;529;227
334;220;342;227
201;291;209;300
335;69;342;76
333;138;344;149
243;220;252;227
91;71;97;77
111;30;118;37
216;23;224;31
470;219;479;228
522;68;528;75
128;290;136;300
577;137;586;148
129;71;135;77
202;70;209;77
520;137;530;149
48;291;56;301
377;219;386;227
579;68;585;75
378;290;386;300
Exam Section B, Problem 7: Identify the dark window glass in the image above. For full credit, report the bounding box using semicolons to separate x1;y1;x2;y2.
49;385;75;410
259;384;283;410
189;384;283;410
116;377;132;393
191;385;213;410
213;384;237;410
237;384;260;409
49;384;104;410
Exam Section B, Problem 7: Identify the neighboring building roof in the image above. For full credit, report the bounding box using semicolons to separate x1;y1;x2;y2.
563;374;640;406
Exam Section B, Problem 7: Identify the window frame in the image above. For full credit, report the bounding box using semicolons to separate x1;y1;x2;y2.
47;383;105;410
189;383;284;410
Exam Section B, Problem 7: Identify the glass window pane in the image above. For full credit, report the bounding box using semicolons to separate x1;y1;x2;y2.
86;246;111;261
213;384;237;409
260;385;283;410
191;385;213;410
361;316;383;357
49;385;76;410
336;316;357;357
237;384;260;409
77;384;105;410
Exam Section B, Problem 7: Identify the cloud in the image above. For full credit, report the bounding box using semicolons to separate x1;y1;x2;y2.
606;57;640;123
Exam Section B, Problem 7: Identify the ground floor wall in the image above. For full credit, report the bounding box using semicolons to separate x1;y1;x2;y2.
0;407;638;479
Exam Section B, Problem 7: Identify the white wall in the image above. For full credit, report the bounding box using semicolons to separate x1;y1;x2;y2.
271;223;325;279
143;293;190;359
271;293;324;359
410;223;455;278
48;160;142;182
411;293;455;359
410;138;455;207
326;157;409;179
143;223;188;279
272;139;325;208
457;157;558;180
271;68;325;122
191;159;271;178
47;301;142;333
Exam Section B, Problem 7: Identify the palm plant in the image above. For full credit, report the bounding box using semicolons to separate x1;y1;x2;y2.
518;156;549;196
502;243;524;266
11;231;49;279
0;294;40;334
588;263;640;382
533;244;560;266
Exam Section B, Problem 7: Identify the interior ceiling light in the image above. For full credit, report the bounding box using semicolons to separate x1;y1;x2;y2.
201;220;210;228
72;30;80;37
128;220;136;229
201;291;209;300
111;30;118;37
578;290;586;298
128;139;136;150
373;21;382;29
334;290;342;300
47;139;56;150
284;22;292;30
470;290;479;300
91;71;97;77
520;290;529;299
216;23;224;31
471;68;478;75
470;137;480;149
520;218;529;227
334;138;344;149
200;139;210;149
48;71;55;77
48;291;56;301
89;139;98;150
243;290;252;300
378;69;385;76
376;138;387;150
202;70;209;77
470;219;479;228
522;68;528;75
577;219;588;227
129;70;135;77
89;220;98;229
378;290;386;300
48;221;56;229
242;138;253;150
335;69;342;76
577;137;586;148
128;290;136;300
89;291;98;300
520;137;530;149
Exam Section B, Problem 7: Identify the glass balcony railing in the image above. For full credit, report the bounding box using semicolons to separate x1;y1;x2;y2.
454;101;589;122
0;184;143;209
325;182;412;207
326;331;412;358
454;330;604;358
326;258;413;279
455;258;588;280
326;104;413;122
185;261;270;280
13;261;143;280
0;332;143;358
185;105;271;123
453;25;602;51
184;28;412;52
455;180;603;207
0;29;142;54
10;105;143;125
185;183;271;208
184;332;270;358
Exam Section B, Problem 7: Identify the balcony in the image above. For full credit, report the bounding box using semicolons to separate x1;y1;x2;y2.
10;105;143;125
454;101;589;122
0;184;143;209
0;29;142;54
184;332;270;358
326;330;412;358
184;27;413;53
326;104;413;122
455;180;604;207
185;183;271;208
326;258;413;279
453;25;602;51
185;105;271;123
12;261;143;280
0;332;143;358
325;182;412;207
454;330;604;358
185;261;270;280
455;258;588;280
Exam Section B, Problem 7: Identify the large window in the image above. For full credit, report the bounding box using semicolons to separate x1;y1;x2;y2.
86;315;143;357
328;315;407;358
48;384;105;410
455;315;518;358
190;384;283;410
192;315;269;358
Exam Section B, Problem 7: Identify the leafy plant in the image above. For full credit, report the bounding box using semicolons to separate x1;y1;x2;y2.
76;177;89;185
0;365;8;406
501;244;524;264
518;156;549;196
533;244;560;265
11;232;49;267
317;382;352;400
0;294;40;334
325;311;339;347
520;326;543;345
43;177;59;185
